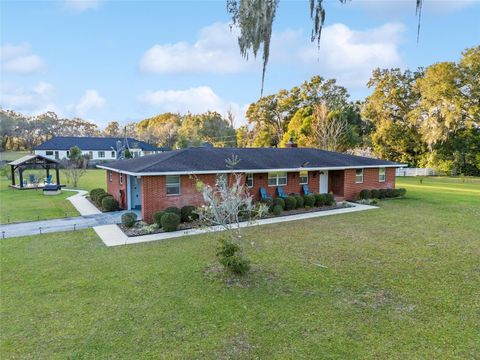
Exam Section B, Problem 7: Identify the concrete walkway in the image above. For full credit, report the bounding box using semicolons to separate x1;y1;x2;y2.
64;189;101;216
97;202;378;247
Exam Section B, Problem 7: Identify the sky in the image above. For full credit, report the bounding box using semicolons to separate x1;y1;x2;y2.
1;0;479;128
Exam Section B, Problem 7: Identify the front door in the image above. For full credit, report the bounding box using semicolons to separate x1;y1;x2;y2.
319;171;328;193
130;176;142;210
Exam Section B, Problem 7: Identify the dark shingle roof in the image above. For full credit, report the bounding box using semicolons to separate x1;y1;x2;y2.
33;136;168;151
97;147;402;174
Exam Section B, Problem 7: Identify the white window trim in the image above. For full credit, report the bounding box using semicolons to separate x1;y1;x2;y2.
355;169;364;184
166;175;181;196
379;168;386;182
98;151;105;158
299;171;308;185
246;173;253;188
109;171;112;182
268;172;287;187
119;174;123;185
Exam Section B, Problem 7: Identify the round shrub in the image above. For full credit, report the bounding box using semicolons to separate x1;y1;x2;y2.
315;194;326;206
394;188;407;197
284;196;297;211
121;212;137;228
94;191;109;206
386;188;395;198
90;188;104;200
303;194;316;207
359;189;371;200
181;205;198;222
164;206;181;217
371;189;380;199
324;193;335;206
101;196;118;211
273;197;285;210
379;189;387;199
153;211;165;227
294;195;304;208
272;204;283;216
161;212;181;232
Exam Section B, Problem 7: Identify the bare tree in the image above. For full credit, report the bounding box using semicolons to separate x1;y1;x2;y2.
311;103;347;152
62;146;88;188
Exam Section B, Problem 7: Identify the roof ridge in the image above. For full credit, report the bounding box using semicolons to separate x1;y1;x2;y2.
141;148;189;172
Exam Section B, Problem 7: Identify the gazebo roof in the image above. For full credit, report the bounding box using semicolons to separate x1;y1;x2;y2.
9;154;59;166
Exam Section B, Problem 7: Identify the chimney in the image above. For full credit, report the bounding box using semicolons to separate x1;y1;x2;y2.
285;137;297;148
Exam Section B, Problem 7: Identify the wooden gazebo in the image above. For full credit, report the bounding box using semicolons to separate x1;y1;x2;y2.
9;154;61;189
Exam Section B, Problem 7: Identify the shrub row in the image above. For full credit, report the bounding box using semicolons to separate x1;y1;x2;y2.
266;193;336;215
89;188;118;211
359;188;407;200
151;205;199;232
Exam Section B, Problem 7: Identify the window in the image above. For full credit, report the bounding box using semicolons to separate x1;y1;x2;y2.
379;168;386;182
46;151;53;156
111;151;115;158
268;172;287;186
109;171;112;182
166;175;180;195
355;169;364;183
98;151;105;158
299;170;308;185
66;150;70;157
216;174;228;188
54;151;59;160
119;174;123;185
89;151;93;159
245;173;253;188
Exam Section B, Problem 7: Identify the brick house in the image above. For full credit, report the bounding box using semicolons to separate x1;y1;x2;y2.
97;147;403;223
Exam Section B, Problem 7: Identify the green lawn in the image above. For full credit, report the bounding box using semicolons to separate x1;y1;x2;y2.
1;177;479;358
0;169;105;223
0;151;30;162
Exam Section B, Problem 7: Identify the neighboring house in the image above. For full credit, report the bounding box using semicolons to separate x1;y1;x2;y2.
34;136;168;162
97;145;404;222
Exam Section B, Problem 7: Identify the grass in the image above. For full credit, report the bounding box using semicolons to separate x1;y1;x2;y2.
0;151;30;162
1;177;479;358
0;169;105;223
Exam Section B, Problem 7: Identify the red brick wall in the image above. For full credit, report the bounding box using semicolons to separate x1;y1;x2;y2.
106;171;127;208
343;167;396;200
329;170;345;196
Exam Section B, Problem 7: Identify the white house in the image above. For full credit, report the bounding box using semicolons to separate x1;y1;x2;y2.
34;136;168;161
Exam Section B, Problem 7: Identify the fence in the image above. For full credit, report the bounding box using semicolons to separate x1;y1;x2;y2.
396;168;436;177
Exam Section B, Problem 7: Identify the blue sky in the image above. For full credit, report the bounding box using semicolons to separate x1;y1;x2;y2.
1;0;479;128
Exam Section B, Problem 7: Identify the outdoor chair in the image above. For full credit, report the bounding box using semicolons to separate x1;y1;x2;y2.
44;175;53;184
29;174;38;186
260;187;272;201
302;184;311;195
277;186;288;198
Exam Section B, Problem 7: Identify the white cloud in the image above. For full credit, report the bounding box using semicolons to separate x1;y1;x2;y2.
0;43;44;74
0;81;57;114
64;0;102;12
138;86;247;127
68;89;106;116
140;23;254;74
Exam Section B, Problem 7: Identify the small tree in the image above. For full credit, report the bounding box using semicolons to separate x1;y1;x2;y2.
124;148;133;159
63;146;88;188
197;155;268;275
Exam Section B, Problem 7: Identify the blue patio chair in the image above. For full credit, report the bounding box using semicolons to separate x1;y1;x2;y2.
44;175;53;184
277;186;288;198
302;184;311;195
259;187;272;201
29;174;36;184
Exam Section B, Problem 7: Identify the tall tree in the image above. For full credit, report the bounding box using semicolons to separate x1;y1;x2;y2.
136;113;181;148
103;121;122;137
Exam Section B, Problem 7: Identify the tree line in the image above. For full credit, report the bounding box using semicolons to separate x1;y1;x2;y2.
1;46;478;175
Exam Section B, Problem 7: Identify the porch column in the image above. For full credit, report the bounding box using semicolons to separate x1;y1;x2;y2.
55;165;60;186
19;167;24;188
11;165;15;186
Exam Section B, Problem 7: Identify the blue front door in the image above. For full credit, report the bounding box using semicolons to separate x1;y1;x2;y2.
130;176;142;210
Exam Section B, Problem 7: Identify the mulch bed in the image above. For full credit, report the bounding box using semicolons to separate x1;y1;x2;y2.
119;202;351;237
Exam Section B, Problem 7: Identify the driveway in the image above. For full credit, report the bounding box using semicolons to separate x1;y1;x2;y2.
0;210;140;239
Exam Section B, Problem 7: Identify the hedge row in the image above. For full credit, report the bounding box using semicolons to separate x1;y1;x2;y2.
150;205;199;232
89;188;119;211
264;193;336;215
359;188;407;200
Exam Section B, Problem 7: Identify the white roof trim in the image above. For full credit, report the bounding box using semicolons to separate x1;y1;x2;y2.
97;164;406;176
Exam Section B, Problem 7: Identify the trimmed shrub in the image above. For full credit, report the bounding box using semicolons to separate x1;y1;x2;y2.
181;205;198;222
371;189;380;199
394;188;407;197
153;211;165;227
303;194;316;207
379;189;387;199
294;195;304;208
359;189;371;200
96;192;110;206
273;197;285;210
314;194;326;206
164;206;181;217
325;193;335;206
272;204;283;216
121;212;137;228
101;196;118;211
284;196;297;211
161;212;181;232
90;188;104;200
386;188;395;198
217;238;250;275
